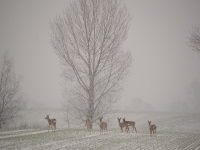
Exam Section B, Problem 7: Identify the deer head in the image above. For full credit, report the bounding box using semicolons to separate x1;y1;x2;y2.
99;117;103;122
123;117;126;122
148;121;151;125
45;115;49;120
117;118;121;122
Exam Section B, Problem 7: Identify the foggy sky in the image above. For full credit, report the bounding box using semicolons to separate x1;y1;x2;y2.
0;0;200;111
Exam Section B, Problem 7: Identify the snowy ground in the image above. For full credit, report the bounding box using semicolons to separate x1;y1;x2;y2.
0;109;200;150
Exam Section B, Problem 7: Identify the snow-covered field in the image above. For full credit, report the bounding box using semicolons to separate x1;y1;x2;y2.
0;109;200;150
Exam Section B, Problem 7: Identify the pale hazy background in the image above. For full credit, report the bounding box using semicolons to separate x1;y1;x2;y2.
0;0;200;112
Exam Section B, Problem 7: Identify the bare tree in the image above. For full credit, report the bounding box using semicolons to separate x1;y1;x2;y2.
188;26;200;53
187;26;200;112
0;52;24;128
51;0;132;128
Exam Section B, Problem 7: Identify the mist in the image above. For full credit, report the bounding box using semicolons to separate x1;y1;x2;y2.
0;0;200;112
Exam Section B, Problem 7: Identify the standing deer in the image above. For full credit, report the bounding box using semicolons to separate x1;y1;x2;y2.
148;121;156;136
123;117;137;133
117;118;126;133
85;119;92;131
99;117;107;135
45;115;56;131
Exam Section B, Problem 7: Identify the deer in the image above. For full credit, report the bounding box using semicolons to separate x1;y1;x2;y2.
85;119;92;131
45;115;56;131
148;121;157;136
123;117;137;133
117;118;126;133
99;117;107;135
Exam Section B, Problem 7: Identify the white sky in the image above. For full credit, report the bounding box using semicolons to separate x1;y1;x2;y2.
0;0;200;110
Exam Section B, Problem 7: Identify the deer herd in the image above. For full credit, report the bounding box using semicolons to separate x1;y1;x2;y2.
45;115;157;137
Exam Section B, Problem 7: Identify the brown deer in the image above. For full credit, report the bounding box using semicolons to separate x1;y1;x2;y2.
123;117;137;133
117;118;126;133
45;115;56;131
99;117;107;135
85;119;92;131
148;121;156;136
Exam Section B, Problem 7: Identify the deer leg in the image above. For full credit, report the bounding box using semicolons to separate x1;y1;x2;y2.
126;126;129;133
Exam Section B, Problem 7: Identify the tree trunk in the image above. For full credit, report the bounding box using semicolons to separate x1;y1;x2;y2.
88;75;95;129
0;114;2;128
